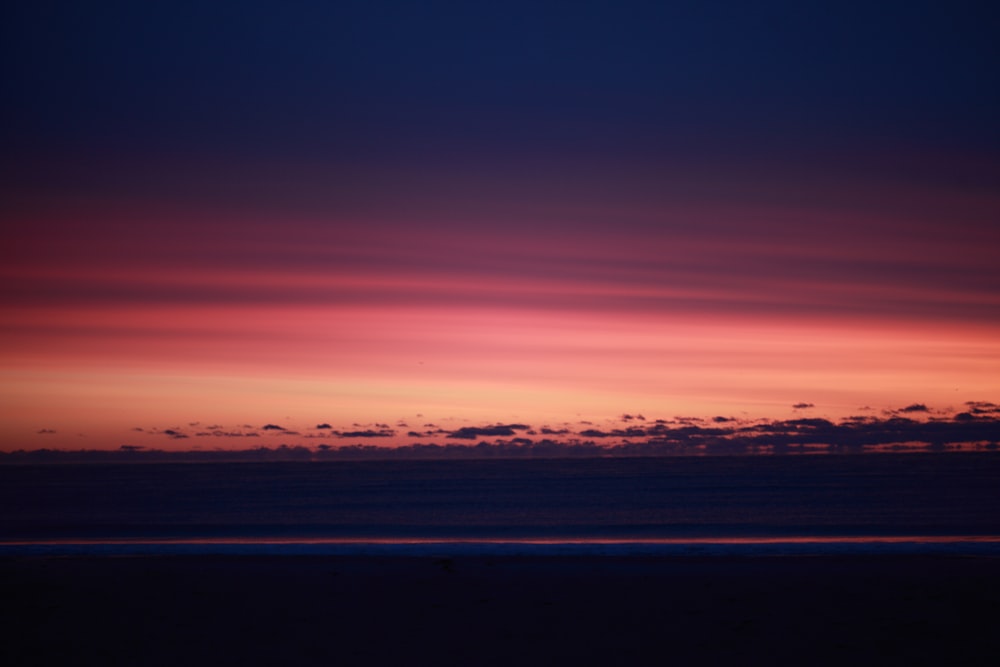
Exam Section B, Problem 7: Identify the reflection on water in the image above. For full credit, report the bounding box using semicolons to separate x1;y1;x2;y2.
4;535;1000;557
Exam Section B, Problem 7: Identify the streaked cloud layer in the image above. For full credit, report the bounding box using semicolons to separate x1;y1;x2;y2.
2;2;998;450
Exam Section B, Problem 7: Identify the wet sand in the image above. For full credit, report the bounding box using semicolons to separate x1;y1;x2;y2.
3;554;998;666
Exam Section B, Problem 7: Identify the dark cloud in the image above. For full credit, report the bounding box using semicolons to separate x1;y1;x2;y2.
12;401;999;462
335;429;395;438
37;429;57;434
784;418;836;429
446;424;531;439
6;409;1000;462
581;424;686;439
674;417;705;424
792;403;815;409
729;414;1000;452
315;423;332;429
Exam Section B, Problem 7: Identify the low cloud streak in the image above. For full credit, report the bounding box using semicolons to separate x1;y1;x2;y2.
10;405;998;462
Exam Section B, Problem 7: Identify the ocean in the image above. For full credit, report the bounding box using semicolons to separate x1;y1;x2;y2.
5;452;1000;665
3;452;999;556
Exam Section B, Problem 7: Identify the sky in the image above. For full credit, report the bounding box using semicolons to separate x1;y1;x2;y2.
2;1;999;452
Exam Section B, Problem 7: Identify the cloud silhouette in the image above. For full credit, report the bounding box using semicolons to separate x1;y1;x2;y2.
674;416;705;424
335;429;395;438
195;430;257;437
446;424;531;439
7;401;1000;462
6;411;999;463
792;403;814;409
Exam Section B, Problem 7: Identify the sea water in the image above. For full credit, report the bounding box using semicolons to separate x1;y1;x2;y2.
2;452;999;556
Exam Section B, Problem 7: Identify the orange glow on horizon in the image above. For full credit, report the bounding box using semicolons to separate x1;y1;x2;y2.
3;159;999;451
3;298;998;450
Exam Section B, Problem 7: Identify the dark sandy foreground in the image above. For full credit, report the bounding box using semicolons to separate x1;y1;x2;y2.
3;554;998;666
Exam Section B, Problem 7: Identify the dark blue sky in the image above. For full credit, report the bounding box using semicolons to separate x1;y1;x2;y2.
4;0;998;168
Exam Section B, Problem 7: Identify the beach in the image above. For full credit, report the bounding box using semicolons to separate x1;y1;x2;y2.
4;553;998;666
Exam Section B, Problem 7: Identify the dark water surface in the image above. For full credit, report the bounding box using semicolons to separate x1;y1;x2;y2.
5;454;1000;665
3;453;998;548
0;453;1000;541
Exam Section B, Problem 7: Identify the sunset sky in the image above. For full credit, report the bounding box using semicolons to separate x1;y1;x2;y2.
2;1;998;451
